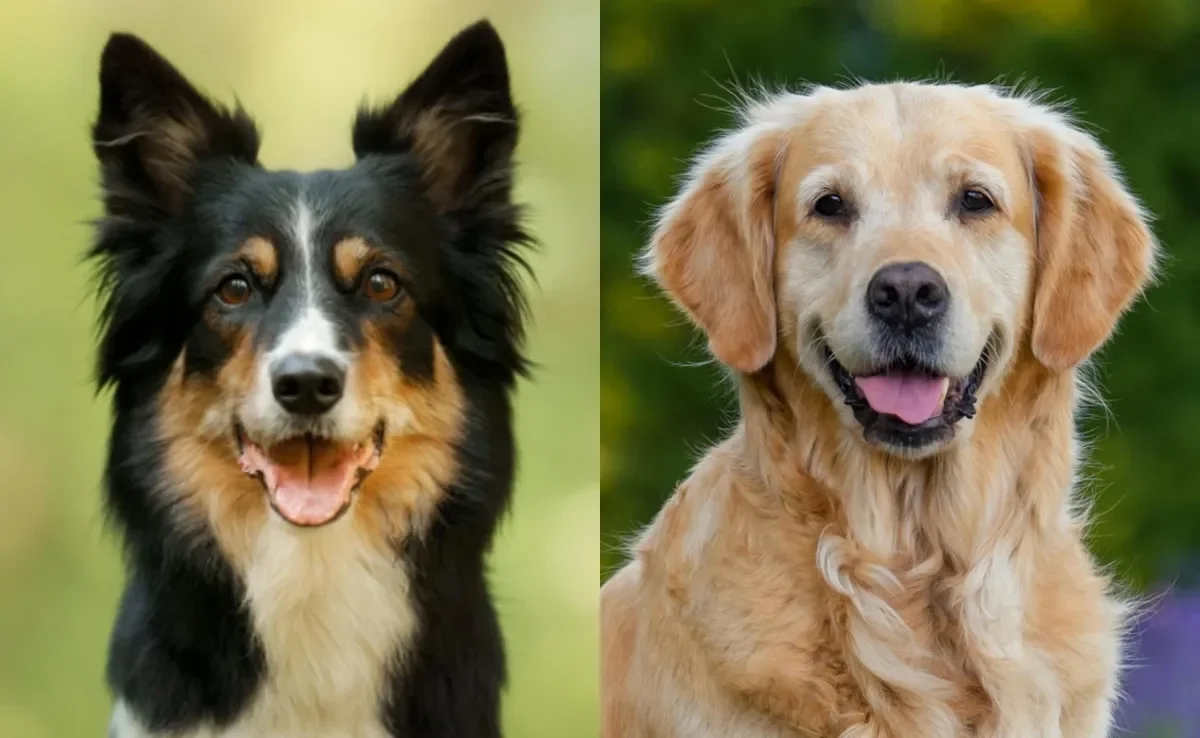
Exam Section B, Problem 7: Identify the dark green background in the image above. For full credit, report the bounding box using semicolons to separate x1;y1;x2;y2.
601;0;1200;591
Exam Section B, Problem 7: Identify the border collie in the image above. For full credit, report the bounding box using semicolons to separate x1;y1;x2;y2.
90;20;531;738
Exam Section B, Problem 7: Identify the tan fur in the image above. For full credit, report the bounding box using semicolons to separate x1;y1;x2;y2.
646;125;785;372
155;322;464;735
602;83;1157;738
237;236;278;284
1022;124;1157;370
332;236;374;285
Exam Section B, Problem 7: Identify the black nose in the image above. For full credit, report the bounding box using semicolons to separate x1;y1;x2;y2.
271;354;345;415
866;261;949;329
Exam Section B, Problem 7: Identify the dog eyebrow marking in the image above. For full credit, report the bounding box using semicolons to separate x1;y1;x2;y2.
333;237;373;285
238;236;278;283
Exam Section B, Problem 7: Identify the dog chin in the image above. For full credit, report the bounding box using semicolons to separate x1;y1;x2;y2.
816;336;994;458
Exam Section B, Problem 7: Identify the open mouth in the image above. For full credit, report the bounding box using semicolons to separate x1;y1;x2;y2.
822;338;991;449
235;421;385;527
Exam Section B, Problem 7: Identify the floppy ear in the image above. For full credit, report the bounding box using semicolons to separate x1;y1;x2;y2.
93;33;259;216
1024;115;1158;372
352;20;518;211
643;124;785;373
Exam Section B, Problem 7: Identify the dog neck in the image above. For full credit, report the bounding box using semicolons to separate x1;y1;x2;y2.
734;346;1081;570
658;348;1101;735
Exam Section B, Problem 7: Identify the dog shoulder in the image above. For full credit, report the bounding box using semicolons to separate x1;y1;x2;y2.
601;561;644;737
601;445;756;736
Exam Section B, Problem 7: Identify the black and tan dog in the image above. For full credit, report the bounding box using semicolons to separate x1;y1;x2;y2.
91;20;531;737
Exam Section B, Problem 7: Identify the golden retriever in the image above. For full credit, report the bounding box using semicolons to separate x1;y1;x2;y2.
600;82;1158;738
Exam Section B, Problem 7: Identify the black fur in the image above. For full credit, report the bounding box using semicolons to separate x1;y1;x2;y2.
90;20;530;737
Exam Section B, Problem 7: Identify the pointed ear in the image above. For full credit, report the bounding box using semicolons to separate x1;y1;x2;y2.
642;124;785;373
351;20;517;211
92;33;259;215
1021;111;1159;371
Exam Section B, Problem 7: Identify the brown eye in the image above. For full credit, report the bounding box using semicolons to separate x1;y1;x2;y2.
216;276;252;306
363;269;401;303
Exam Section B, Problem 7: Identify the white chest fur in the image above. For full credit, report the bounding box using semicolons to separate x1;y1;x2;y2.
110;517;418;738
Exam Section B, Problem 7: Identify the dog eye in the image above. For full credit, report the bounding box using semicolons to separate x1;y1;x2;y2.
813;193;848;218
216;276;252;306
363;269;402;303
960;189;995;214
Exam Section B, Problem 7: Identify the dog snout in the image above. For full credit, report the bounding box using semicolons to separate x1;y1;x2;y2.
866;261;948;330
270;354;345;415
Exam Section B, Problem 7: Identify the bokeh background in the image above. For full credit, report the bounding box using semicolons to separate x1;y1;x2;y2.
602;1;1200;735
0;1;597;736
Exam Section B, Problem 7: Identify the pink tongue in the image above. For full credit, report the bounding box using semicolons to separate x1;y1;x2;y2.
240;438;360;526
855;374;949;425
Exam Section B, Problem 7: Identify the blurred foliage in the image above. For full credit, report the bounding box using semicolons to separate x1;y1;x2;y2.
601;0;1200;593
0;1;597;736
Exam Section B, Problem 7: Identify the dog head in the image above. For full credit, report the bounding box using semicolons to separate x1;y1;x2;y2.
91;22;529;531
646;83;1156;458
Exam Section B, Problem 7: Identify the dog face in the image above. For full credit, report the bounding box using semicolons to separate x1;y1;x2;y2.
91;23;529;530
777;86;1034;455
647;83;1156;457
172;169;450;528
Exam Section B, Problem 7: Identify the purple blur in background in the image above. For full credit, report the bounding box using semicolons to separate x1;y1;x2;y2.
1115;588;1200;737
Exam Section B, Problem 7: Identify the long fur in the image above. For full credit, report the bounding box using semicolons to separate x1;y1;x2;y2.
91;21;532;738
602;82;1158;738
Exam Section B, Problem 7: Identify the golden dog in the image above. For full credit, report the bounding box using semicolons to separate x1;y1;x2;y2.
601;83;1158;738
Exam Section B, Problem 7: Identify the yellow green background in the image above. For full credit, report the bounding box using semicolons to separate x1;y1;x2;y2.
0;1;598;735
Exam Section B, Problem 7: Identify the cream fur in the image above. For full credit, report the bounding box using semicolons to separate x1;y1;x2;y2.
109;516;415;738
602;82;1157;738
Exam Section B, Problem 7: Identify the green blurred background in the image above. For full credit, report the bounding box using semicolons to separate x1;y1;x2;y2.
0;1;597;736
602;0;1200;734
